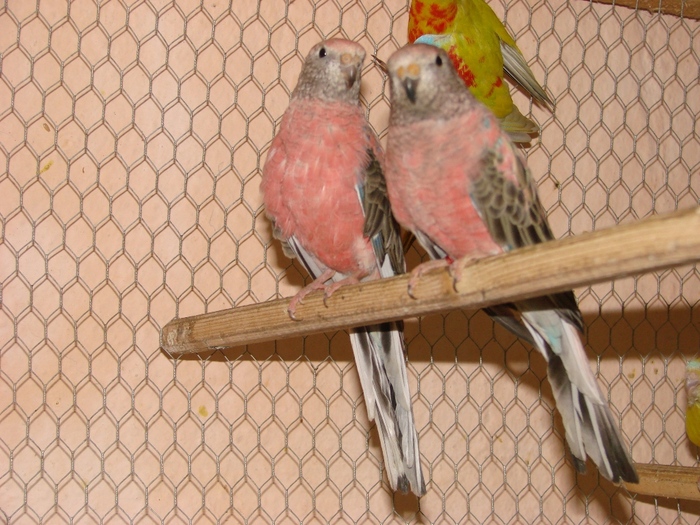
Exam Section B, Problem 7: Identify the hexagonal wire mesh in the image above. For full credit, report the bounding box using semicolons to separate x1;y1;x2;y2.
1;0;699;523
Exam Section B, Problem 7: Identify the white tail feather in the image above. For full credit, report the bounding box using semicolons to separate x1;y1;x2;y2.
520;310;637;483
350;326;425;495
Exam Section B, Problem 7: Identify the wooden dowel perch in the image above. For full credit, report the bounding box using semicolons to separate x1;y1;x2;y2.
590;0;700;19
162;209;700;501
624;463;700;501
161;206;700;355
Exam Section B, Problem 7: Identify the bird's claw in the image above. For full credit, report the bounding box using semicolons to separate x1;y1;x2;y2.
287;296;303;321
447;262;461;292
407;259;453;299
322;276;360;306
407;272;422;300
287;275;332;321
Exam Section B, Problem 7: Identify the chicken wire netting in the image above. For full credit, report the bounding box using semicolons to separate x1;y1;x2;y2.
1;0;699;523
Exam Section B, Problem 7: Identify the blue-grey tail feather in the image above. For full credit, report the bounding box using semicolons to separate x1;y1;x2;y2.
350;323;426;496
518;309;638;484
547;350;638;483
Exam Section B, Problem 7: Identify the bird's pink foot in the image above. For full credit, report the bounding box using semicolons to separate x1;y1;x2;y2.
449;252;493;291
407;259;452;299
287;269;335;320
447;258;466;292
323;268;376;305
322;275;363;306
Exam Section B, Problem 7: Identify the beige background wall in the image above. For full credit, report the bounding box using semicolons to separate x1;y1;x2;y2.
1;0;699;522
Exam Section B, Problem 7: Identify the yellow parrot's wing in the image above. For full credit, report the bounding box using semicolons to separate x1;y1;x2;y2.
498;104;541;143
464;0;517;50
465;0;553;108
500;41;553;109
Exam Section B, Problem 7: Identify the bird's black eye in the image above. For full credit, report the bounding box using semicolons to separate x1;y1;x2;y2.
435;55;443;66
319;47;327;58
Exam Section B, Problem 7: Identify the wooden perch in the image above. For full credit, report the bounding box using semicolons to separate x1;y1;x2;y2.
625;463;700;501
161;206;700;355
590;0;700;19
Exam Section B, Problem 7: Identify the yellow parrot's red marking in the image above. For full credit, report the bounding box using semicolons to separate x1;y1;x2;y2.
428;19;450;34
447;47;476;87
410;0;424;15
485;76;503;98
408;27;422;43
409;1;458;39
428;3;458;23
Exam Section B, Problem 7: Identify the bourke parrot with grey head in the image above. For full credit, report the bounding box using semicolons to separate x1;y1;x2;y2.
260;39;425;496
382;43;638;484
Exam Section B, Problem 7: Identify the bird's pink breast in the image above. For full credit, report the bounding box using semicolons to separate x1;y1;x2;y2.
261;100;376;276
386;112;503;261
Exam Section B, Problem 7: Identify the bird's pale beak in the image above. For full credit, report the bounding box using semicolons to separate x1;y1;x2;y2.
340;53;361;88
402;77;418;103
397;64;421;103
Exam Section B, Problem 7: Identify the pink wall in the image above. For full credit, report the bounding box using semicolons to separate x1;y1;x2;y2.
1;0;699;522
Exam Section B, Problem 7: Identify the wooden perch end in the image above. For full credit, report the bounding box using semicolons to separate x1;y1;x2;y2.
161;206;700;355
624;463;700;501
590;0;700;19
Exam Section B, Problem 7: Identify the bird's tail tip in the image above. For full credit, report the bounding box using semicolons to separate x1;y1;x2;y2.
568;400;638;484
394;473;426;497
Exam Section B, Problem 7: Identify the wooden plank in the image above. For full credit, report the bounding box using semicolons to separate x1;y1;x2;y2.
590;0;700;19
624;463;700;501
161;206;700;355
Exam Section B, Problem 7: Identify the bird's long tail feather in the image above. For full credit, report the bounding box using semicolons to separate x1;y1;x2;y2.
349;323;426;495
520;310;638;483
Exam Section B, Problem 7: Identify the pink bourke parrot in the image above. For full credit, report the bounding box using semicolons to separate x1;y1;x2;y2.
382;44;638;484
260;39;425;496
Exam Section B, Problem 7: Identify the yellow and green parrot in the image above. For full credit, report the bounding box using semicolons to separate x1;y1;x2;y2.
408;0;553;143
686;360;700;447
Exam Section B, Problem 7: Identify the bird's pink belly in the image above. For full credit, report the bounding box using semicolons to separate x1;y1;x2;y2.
427;218;502;261
286;191;374;276
408;185;503;261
